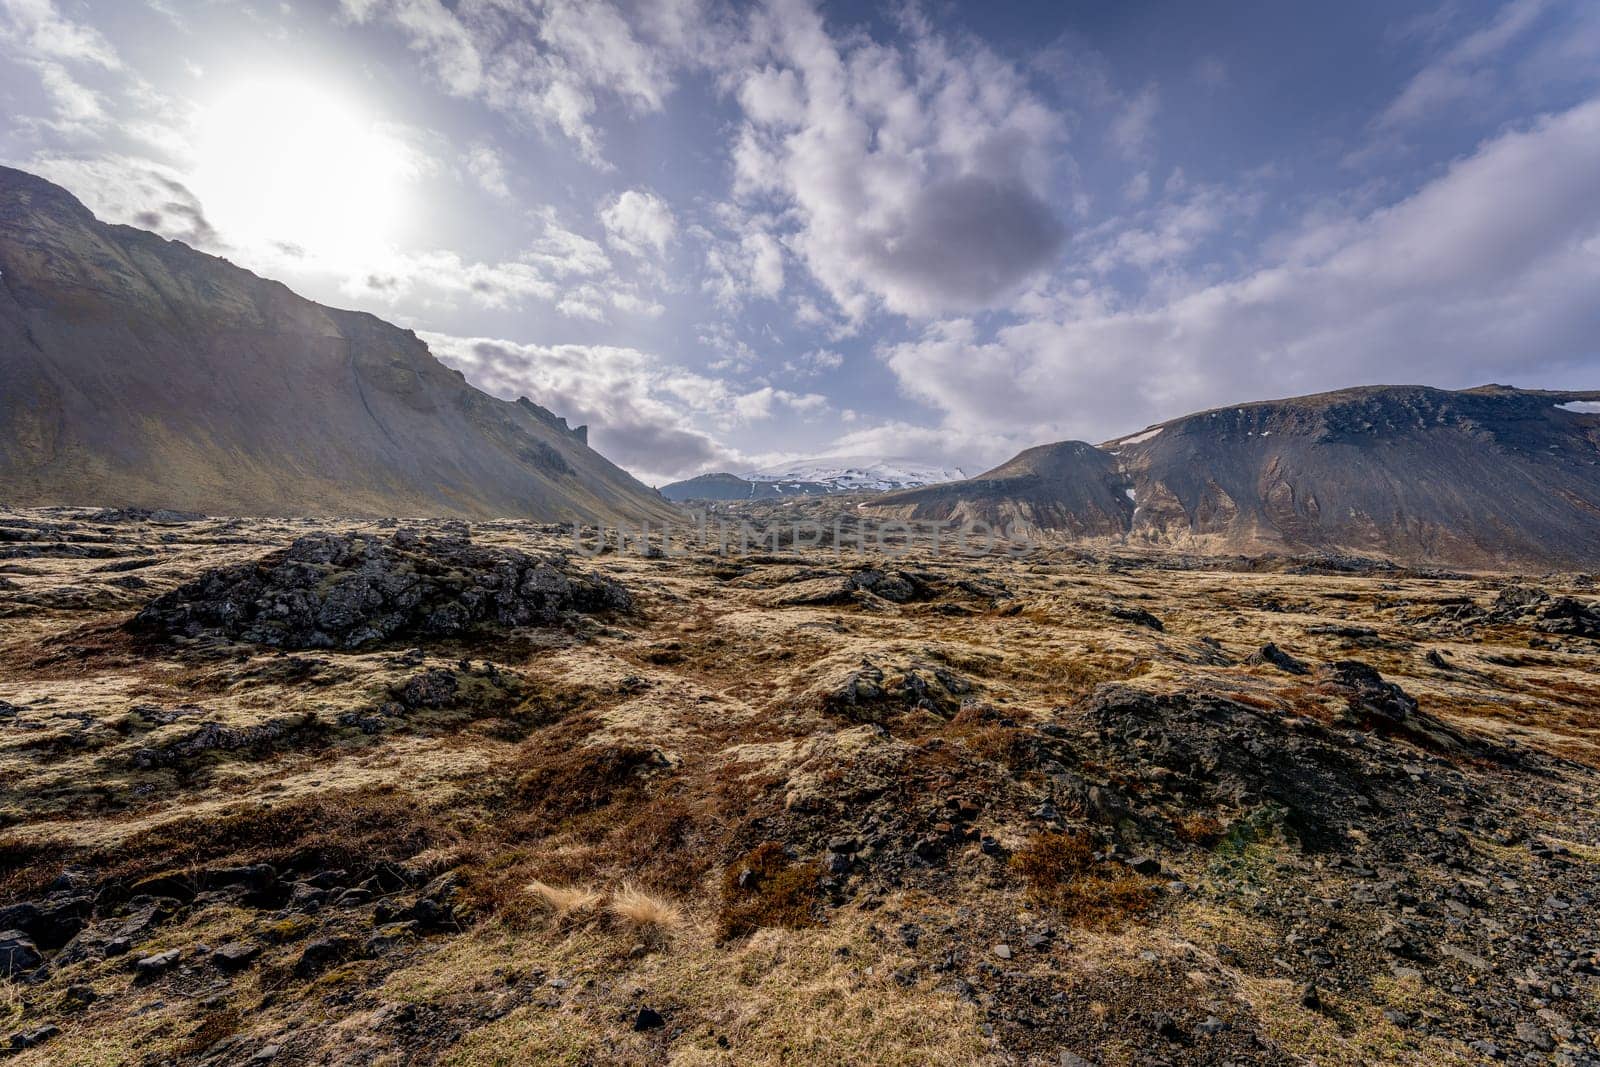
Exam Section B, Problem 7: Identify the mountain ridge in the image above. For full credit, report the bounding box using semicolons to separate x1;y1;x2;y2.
868;383;1600;568
0;166;676;522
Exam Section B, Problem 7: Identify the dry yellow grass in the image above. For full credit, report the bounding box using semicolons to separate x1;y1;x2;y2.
5;508;1600;1066
608;882;684;931
525;880;606;922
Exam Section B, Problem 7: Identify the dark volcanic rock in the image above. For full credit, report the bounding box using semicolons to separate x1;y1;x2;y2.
1246;643;1309;675
1479;585;1600;638
0;930;42;977
1315;661;1481;755
128;530;631;649
1085;685;1399;847
0;898;90;950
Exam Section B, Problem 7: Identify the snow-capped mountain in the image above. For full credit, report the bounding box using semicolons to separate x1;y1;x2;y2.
742;456;967;493
659;457;967;502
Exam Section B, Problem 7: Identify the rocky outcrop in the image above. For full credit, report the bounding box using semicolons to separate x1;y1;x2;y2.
129;529;631;649
0;167;676;523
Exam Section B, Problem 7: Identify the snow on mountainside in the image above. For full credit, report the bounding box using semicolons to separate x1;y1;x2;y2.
742;457;967;493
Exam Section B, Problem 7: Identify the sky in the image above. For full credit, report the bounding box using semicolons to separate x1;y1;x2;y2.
2;0;1598;485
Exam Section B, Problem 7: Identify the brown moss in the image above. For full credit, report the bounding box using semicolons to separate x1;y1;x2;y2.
179;1009;242;1055
1173;813;1225;847
718;841;824;940
502;727;665;835
1010;831;1156;928
104;785;444;889
0;836;73;900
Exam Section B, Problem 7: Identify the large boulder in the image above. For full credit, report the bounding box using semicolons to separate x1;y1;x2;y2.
128;530;630;650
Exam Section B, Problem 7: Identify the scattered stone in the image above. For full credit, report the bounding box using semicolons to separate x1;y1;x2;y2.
0;898;89;949
1515;1020;1554;1051
8;1025;59;1051
0;930;42;978
1110;605;1164;631
1317;660;1482;755
64;984;98;1006
213;941;262;971
1246;643;1309;674
1147;1012;1183;1042
294;936;357;977
133;948;181;980
991;944;1012;960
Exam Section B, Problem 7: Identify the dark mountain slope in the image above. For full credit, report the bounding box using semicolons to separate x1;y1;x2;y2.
660;473;810;502
867;441;1133;537
869;385;1600;568
0;167;676;522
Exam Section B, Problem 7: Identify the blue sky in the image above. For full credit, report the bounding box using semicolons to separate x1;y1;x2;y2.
2;0;1597;484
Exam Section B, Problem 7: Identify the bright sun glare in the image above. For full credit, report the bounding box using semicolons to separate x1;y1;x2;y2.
193;78;413;264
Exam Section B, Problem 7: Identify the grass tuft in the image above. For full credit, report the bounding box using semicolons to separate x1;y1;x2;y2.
608;883;684;932
524;880;605;923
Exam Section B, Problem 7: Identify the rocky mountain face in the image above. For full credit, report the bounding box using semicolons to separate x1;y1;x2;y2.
0;167;676;523
870;385;1600;569
868;441;1134;536
661;458;964;502
659;472;803;502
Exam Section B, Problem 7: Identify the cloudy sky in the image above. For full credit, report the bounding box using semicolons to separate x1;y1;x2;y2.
3;0;1598;484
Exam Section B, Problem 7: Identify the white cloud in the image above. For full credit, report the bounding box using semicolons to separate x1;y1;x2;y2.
1380;0;1548;127
523;210;611;277
1108;84;1159;158
731;385;828;420
1084;181;1260;275
726;1;1067;320
782;348;843;377
881;96;1600;447
465;141;511;199
23;154;218;245
343;0;713;168
29;59;107;129
703;226;786;307
340;0;481;94
0;0;120;68
420;331;753;482
600;188;676;257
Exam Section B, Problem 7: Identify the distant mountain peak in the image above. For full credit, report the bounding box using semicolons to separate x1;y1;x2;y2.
661;456;966;503
742;456;966;492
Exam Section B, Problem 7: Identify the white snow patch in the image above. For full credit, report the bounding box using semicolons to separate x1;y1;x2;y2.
1556;401;1600;414
1123;488;1136;501
743;456;967;493
1113;426;1163;446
